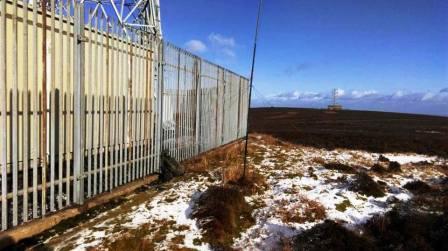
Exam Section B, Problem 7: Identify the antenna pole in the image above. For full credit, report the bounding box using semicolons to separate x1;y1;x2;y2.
333;88;336;106
243;0;263;179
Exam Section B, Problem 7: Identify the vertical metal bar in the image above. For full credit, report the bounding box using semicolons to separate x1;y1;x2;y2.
131;43;137;180
134;46;140;178
73;0;85;204
23;0;30;223
41;0;48;218
145;47;150;176
0;0;7;230
156;40;164;173
93;10;98;196
118;25;124;185
149;48;155;174
215;67;219;148
195;59;201;155
65;0;71;206
237;77;242;138
57;0;64;209
31;0;38;219
98;13;104;193
130;41;135;181
243;0;263;176
175;50;180;160
12;0;19;227
50;0;56;212
22;0;30;222
183;61;187;160
139;46;145;177
86;9;93;199
109;25;115;188
137;47;143;178
124;35;130;183
104;17;110;191
181;60;186;160
112;21;117;188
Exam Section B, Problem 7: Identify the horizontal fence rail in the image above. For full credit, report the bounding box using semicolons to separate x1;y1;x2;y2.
0;0;249;232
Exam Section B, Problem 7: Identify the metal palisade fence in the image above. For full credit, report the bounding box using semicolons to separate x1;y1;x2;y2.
0;0;249;231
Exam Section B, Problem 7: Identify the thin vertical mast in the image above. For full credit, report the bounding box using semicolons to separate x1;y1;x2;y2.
243;0;263;178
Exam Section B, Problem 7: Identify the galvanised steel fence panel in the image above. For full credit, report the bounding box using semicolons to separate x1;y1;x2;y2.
162;43;249;158
0;0;249;232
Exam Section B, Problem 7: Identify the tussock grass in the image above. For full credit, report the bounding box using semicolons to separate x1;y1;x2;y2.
364;208;448;251
293;220;375;251
323;162;356;173
190;186;254;249
349;172;385;197
403;180;432;194
277;196;326;224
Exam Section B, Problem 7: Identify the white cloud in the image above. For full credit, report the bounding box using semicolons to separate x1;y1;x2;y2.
335;88;345;97
221;48;236;58
253;88;448;116
208;33;237;58
392;90;404;98
208;33;236;48
421;92;435;101
262;89;448;104
351;90;378;99
184;40;207;53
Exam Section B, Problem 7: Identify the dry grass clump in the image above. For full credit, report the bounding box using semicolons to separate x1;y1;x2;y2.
293;220;375;251
182;142;245;173
388;161;402;172
250;133;296;149
277;196;326;224
312;157;326;165
371;163;387;173
190;186;254;249
371;161;401;174
224;165;267;195
403;180;432;194
364;208;448;251
349;172;385;197
323;162;356;173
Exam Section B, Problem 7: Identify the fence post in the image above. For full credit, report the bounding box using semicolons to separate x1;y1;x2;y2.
157;40;164;171
194;58;202;154
73;1;85;204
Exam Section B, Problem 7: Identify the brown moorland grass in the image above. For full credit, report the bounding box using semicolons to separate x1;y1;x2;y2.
364;208;448;251
293;220;375;251
349;172;385;197
190;186;254;250
323;162;356;173
277;196;326;224
403;180;433;194
249;108;448;157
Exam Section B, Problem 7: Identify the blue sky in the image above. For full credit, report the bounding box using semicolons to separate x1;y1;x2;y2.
163;0;448;116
